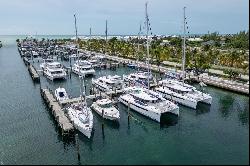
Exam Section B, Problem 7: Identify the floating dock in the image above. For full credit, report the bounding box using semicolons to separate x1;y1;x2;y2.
27;64;40;82
40;88;74;136
60;89;123;106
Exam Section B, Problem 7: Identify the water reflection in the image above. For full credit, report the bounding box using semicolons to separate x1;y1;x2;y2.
160;113;179;128
218;94;235;118
195;103;211;115
237;101;249;125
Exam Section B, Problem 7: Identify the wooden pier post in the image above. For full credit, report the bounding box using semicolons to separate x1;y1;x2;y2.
75;133;80;161
101;109;105;139
69;58;72;79
127;102;130;123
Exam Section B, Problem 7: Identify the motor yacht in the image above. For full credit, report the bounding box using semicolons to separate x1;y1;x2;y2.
92;75;123;92
91;98;120;121
54;87;69;102
43;62;67;81
72;60;95;76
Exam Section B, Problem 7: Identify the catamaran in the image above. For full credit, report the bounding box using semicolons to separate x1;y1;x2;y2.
40;58;54;69
119;86;179;122
72;60;95;76
118;3;179;123
155;7;212;109
155;79;212;109
43;62;67;81
92;75;123;92
123;72;155;88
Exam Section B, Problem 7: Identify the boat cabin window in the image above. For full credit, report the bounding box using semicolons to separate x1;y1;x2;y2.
106;82;115;86
59;92;65;97
131;75;136;79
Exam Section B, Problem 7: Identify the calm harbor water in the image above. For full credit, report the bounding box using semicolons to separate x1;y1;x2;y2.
0;36;249;165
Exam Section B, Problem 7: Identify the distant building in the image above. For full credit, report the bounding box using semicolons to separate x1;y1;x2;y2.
202;40;215;46
187;37;203;42
160;39;170;46
220;37;226;46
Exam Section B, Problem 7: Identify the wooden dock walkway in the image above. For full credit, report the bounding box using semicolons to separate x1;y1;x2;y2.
60;89;123;105
188;75;249;95
40;88;74;136
28;64;40;82
199;77;248;95
23;57;30;66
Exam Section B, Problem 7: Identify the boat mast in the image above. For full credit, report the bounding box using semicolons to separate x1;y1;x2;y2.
74;14;79;63
74;14;83;104
137;23;141;73
105;20;108;55
145;2;150;90
89;27;92;50
182;7;186;85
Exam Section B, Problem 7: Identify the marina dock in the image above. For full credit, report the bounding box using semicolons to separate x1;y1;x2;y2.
23;57;30;66
60;89;123;105
194;76;249;95
40;88;74;136
27;64;40;82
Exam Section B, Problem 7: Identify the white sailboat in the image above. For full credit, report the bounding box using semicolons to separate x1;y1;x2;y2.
66;14;93;138
67;83;93;138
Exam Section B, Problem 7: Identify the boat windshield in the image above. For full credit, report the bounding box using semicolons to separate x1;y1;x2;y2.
51;71;62;74
100;103;112;108
59;92;65;97
45;59;53;63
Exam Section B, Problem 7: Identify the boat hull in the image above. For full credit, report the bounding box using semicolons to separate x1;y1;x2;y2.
156;90;198;109
91;104;120;121
72;68;95;76
118;96;162;122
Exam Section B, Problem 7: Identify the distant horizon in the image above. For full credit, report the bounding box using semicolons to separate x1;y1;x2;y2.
0;30;249;37
0;0;248;35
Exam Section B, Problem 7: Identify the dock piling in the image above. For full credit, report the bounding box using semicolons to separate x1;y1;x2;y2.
75;133;81;161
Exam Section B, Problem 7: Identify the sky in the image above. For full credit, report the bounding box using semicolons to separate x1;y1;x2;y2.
0;0;249;35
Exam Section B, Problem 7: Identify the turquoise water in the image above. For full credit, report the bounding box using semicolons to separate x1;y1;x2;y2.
0;36;249;165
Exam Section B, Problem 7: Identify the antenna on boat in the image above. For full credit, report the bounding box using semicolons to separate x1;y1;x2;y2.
182;7;186;85
145;2;150;90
